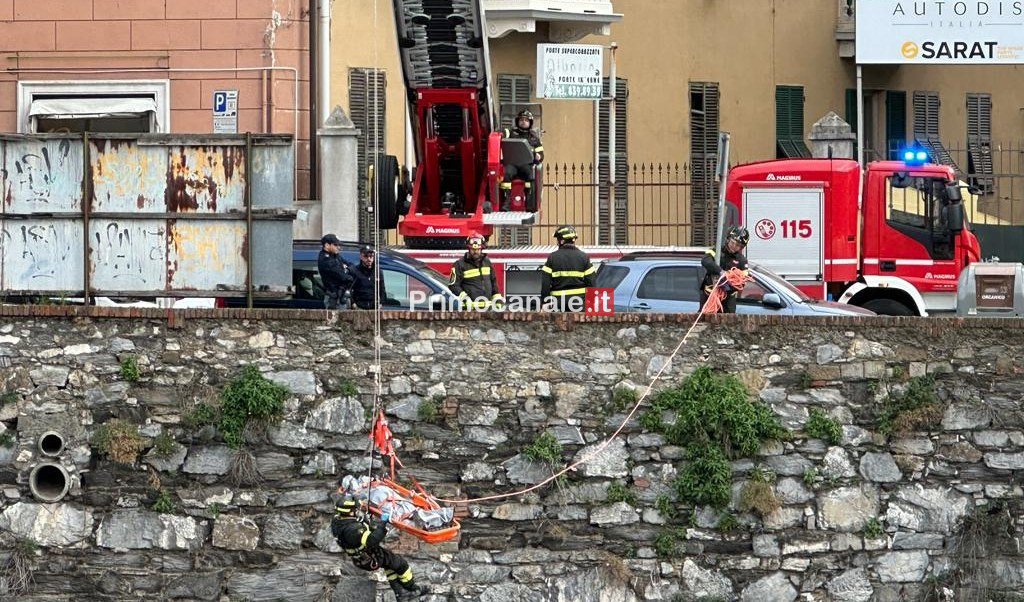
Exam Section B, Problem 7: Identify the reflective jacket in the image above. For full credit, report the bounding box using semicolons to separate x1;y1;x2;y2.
449;253;501;308
503;127;544;164
700;246;749;294
331;516;386;570
541;244;596;298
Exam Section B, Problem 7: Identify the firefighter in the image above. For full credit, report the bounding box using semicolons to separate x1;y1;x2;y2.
700;225;750;314
541;225;596;312
331;496;429;600
449;233;502;309
349;245;392;309
500;110;544;208
317;233;354;309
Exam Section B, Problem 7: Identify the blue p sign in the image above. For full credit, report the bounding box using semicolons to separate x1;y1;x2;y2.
214;92;227;114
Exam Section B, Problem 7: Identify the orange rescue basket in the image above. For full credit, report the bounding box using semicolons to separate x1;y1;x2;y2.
363;477;461;544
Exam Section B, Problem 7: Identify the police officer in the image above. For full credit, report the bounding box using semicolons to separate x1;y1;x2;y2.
350;245;391;309
449;233;502;309
700;226;750;314
501;110;544;208
331;496;429;600
317;233;353;309
541;225;596;312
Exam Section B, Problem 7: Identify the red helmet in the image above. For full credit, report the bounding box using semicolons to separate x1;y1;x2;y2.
467;234;485;250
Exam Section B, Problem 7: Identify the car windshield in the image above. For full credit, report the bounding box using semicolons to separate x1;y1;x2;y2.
750;263;813;302
401;257;452;292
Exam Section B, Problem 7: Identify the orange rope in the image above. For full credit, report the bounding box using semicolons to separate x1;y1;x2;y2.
701;268;752;314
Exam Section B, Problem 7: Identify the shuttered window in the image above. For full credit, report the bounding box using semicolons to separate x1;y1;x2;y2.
496;74;535;246
349;67;387;241
966;92;994;194
776;85;811;158
690;82;720;247
885;91;907;159
912;91;961;175
599;77;628;245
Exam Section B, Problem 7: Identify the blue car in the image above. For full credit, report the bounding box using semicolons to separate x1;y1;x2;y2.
595;252;875;316
221;240;458;309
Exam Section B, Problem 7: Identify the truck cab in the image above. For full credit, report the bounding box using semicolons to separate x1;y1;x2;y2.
725;157;980;316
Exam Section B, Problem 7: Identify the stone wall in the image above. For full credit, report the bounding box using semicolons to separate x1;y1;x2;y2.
0;308;1022;602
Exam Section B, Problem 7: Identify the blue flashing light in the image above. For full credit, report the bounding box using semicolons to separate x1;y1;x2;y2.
901;146;928;166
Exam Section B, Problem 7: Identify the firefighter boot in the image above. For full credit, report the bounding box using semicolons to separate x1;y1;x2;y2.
397;581;429;599
499;183;511;211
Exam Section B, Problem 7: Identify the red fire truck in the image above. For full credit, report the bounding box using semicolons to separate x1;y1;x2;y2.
724;155;981;316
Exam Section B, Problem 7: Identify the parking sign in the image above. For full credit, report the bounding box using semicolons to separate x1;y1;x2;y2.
213;90;238;133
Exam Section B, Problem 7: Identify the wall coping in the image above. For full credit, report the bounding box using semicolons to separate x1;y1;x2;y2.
0;305;1021;330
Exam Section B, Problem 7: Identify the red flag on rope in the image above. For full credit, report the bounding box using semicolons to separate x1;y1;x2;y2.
371;408;395;457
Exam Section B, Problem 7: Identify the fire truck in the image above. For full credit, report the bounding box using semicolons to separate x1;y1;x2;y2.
374;0;541;250
724;153;981;316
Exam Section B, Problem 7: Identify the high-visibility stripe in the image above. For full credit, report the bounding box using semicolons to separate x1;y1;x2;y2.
549;270;591;278
583;265;596;275
500;182;512;189
705;249;716;257
552;288;587;296
541;266;553;274
534;146;543;152
398;568;414;582
358;528;371;549
462;267;491;278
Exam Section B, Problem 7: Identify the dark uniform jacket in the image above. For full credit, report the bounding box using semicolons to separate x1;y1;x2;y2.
541;244;596;299
318;250;354;296
350;262;389;309
331;516;387;570
700;246;749;294
503;127;544;164
449;253;500;307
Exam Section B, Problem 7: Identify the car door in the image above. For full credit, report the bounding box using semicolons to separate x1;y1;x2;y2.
380;268;444;309
628;264;702;312
734;275;795;315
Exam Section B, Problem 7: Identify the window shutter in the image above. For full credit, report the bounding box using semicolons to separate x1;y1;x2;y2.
496;73;535;246
844;88;857;133
912;90;961;176
349;67;387;241
598;78;628;245
885;90;906;159
776;85;811;158
690;81;720;247
966;93;994;193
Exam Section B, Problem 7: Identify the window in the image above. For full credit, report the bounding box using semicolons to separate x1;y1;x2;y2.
775;85;811;158
599;77;629;245
595;264;629;289
885;91;907;160
294;268;325;301
885;175;956;259
690;82;720;246
382;269;431;308
966;93;994;195
17;80;169;134
737;279;770;304
912;91;961;174
637;266;700;302
349;68;387;241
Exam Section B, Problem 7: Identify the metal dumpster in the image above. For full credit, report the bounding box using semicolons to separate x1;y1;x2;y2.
956;262;1024;317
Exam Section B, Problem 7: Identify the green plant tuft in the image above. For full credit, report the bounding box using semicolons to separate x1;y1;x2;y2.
338;379;359;397
611;386;638;412
739;467;780;516
91;419;145;464
654;528;687;559
119;355;140;382
151;489;174;514
654;494;678;521
805;407;843;445
0;390;17;405
523;431;563;466
863;516;884;539
183;402;218;431
0;431;13;448
802;466;818;488
151;432;177;458
606;481;637;505
417;399;439;422
877;375;943;435
717;512;740;532
219;365;289;449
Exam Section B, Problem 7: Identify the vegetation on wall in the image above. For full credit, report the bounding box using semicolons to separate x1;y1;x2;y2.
91;419;145;465
218;365;289;449
877;375;943;435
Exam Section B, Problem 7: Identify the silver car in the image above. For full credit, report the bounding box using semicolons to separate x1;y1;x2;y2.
595;254;875;316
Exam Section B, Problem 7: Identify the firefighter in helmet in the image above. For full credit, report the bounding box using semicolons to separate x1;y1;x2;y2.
700;225;750;314
541;225;596;312
500;109;544;208
331;495;429;600
449;233;502;309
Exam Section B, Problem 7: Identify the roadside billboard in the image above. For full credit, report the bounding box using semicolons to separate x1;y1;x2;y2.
856;0;1024;63
535;44;604;99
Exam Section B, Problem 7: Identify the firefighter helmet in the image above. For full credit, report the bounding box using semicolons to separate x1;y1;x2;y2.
516;110;534;129
467;233;485;250
335;496;359;518
553;225;578;241
727;226;750;247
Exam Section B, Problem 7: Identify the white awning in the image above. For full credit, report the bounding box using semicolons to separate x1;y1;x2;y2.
29;97;157;120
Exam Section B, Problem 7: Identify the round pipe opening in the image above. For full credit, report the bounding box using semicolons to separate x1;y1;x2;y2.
38;431;65;457
29;462;70;503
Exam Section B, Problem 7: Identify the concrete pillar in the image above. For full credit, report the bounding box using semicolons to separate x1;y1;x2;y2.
318;106;361;241
808;112;857;160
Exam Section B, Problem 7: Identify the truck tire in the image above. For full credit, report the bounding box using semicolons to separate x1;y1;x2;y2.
862;298;914;316
405;236;467;250
375;154;400;230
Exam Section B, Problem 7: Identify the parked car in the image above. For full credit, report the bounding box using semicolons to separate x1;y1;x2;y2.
594;252;876;316
219;240;459;309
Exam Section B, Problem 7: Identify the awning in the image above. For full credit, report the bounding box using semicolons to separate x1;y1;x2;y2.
29;97;157;120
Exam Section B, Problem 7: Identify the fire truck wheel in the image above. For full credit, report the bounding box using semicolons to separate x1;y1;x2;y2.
376;154;400;229
862;298;913;316
405;236;468;250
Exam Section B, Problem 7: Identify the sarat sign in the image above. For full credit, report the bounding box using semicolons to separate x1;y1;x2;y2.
856;0;1024;63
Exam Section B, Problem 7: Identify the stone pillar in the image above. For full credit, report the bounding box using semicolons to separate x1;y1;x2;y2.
317;106;361;241
808;112;857;160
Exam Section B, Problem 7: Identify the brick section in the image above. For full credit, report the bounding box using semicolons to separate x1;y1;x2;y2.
168;49;236;71
56;21;132;51
0;21;56;51
15;0;92;20
166;0;236;20
201;19;272;50
131;19;201;51
94;0;166;20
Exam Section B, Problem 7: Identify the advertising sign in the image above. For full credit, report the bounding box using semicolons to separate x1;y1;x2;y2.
536;44;603;99
856;0;1024;63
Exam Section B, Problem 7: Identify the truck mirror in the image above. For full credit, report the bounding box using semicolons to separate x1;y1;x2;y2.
891;171;911;188
945;183;962;202
946;202;964;233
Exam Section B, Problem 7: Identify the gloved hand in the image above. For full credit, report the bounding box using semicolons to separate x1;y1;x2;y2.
379;512;390;524
720;281;735;294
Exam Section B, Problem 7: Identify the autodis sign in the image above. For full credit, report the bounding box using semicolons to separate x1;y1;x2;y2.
856;1;1024;64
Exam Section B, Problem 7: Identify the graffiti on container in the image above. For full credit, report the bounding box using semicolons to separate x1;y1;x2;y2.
10;141;73;204
2;222;77;285
91;221;167;288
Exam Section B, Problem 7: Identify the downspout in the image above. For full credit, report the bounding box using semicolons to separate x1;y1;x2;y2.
310;0;319;199
319;0;331;128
